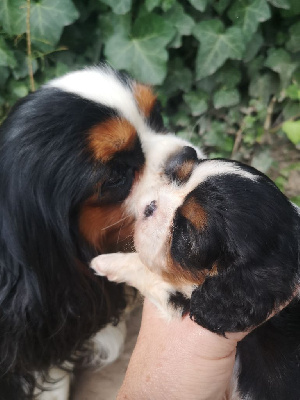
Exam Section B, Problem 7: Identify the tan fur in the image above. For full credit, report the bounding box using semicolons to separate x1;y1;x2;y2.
79;195;134;252
180;196;207;230
133;83;157;118
89;119;136;162
174;160;195;183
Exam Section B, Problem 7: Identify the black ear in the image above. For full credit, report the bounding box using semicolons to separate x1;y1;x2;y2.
190;261;297;336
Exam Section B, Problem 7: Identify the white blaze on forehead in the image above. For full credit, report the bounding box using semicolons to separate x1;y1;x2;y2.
48;66;146;132
186;159;258;192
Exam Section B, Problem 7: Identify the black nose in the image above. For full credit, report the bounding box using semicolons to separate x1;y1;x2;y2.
144;200;157;218
164;146;198;184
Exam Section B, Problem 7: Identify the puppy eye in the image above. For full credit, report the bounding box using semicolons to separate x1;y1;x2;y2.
102;166;134;192
103;173;127;189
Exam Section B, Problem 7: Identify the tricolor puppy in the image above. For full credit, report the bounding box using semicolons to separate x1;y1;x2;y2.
0;65;201;399
92;155;300;400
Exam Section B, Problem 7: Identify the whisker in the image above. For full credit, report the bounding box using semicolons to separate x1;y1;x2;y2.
118;230;134;243
101;214;130;230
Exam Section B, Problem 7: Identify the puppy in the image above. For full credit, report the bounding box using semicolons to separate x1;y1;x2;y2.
0;65;201;399
92;153;300;400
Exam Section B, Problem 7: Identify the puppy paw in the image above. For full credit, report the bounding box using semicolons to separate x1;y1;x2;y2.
91;254;124;283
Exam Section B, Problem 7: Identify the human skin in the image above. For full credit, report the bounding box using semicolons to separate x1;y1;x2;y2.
117;299;248;400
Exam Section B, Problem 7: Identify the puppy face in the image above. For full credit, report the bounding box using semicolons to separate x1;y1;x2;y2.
132;156;259;278
130;153;300;332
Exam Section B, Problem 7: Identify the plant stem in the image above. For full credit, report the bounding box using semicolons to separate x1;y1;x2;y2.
26;0;35;92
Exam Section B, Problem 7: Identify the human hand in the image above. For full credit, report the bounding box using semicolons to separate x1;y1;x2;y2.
117;299;248;400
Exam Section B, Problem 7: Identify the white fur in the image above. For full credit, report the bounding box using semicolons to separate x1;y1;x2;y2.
35;322;126;400
91;253;186;320
84;321;127;369
49;66;145;134
35;369;70;400
186;159;257;191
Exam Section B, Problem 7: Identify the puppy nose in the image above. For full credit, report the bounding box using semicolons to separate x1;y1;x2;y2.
144;200;157;217
164;146;198;184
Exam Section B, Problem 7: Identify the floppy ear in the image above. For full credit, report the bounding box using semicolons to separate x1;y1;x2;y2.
190;261;297;336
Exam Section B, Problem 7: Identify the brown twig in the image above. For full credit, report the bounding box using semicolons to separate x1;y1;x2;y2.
264;96;277;131
26;0;35;92
231;122;245;158
268;112;300;134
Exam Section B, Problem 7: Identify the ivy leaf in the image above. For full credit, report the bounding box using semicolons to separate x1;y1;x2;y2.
213;0;231;14
228;0;271;37
30;0;79;51
0;37;16;68
7;79;29;101
161;0;176;11
0;0;26;35
213;88;240;109
265;48;297;87
12;51;38;80
243;32;263;62
99;0;132;15
193;20;245;80
280;0;300;16
285;84;300;100
267;0;290;8
251;149;274;173
165;3;195;48
105;15;175;84
162;58;192;96
282;121;300;145
99;13;130;41
183;90;208;116
282;101;300;120
204;121;234;153
0;67;10;88
187;0;208;12
286;22;300;53
249;72;279;104
214;63;242;88
145;0;160;11
165;3;195;37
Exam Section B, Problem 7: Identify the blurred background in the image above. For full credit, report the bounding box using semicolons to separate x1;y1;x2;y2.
0;0;299;203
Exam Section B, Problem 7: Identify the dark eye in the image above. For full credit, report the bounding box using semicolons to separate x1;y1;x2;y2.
102;172;127;190
101;166;134;193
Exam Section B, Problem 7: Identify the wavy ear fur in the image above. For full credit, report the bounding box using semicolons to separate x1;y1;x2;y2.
186;172;300;335
190;256;298;335
0;89;127;397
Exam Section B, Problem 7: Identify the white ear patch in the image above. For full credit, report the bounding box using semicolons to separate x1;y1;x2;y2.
48;67;145;132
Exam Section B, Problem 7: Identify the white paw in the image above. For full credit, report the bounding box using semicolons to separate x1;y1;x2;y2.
91;254;124;283
35;369;70;400
80;322;127;370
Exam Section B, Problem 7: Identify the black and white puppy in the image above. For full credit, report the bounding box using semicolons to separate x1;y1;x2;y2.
0;66;201;399
92;150;300;400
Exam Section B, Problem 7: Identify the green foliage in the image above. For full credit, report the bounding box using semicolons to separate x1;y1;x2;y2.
0;0;299;196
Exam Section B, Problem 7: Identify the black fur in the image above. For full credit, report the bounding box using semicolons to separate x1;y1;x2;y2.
168;159;300;399
170;166;299;333
164;146;198;184
0;86;144;397
148;100;165;133
237;300;300;400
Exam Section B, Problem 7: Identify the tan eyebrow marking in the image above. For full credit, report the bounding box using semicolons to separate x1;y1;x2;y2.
134;83;157;118
174;160;195;183
179;196;207;230
89;118;137;162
